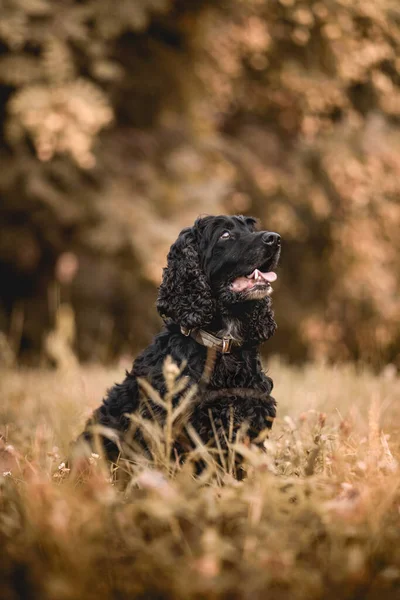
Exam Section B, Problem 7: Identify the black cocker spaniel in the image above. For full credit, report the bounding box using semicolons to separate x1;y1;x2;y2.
80;215;281;466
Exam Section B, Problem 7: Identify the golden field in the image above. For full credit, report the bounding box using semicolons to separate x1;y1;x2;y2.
1;360;400;599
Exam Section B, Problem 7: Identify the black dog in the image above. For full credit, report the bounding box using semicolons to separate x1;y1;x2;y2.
80;215;281;466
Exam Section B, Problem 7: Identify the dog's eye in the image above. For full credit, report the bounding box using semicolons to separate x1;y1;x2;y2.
220;231;231;240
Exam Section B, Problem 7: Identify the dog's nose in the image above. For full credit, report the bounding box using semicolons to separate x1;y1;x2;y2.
262;232;281;247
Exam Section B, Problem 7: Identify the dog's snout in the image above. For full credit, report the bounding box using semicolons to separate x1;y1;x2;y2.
262;232;281;247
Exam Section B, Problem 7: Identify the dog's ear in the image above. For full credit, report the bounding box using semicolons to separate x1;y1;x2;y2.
257;299;276;342
244;298;277;343
157;226;216;330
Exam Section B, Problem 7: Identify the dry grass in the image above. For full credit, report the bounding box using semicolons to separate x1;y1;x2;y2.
1;359;400;599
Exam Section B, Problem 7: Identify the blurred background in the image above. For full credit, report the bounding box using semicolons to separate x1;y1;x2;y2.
0;0;399;368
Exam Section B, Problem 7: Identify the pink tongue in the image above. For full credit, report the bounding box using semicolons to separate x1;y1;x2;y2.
254;269;277;283
231;270;277;292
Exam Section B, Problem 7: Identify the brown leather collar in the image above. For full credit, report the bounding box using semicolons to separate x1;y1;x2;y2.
180;326;241;354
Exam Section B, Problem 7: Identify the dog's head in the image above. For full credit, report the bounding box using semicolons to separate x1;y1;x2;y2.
157;215;281;340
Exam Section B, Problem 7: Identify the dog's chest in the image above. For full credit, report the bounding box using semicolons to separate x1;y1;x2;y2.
208;352;264;389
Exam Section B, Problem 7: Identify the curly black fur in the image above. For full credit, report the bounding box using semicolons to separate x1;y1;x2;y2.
79;215;281;466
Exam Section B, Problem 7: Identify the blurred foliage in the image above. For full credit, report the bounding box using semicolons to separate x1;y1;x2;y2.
1;0;400;365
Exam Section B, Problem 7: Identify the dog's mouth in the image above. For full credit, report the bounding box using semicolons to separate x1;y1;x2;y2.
230;267;277;293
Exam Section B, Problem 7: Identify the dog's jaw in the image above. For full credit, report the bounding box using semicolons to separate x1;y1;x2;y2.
244;285;274;300
224;246;281;303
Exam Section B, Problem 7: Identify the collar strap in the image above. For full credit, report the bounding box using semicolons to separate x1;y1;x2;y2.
180;326;239;354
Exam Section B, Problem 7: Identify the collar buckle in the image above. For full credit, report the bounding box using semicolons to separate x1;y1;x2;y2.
222;337;233;353
180;326;236;354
